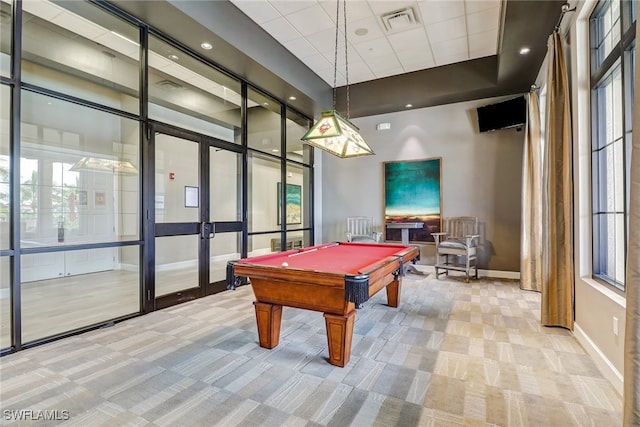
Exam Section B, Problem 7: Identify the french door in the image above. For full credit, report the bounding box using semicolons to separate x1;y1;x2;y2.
149;123;243;309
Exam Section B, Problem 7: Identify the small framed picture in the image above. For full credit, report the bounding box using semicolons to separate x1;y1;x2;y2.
77;190;88;206
185;186;199;208
95;191;106;207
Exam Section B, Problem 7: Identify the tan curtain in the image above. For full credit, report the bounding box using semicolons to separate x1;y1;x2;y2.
541;32;574;329
521;92;543;292
622;17;640;427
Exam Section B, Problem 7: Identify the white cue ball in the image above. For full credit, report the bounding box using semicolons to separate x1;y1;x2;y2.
281;262;289;267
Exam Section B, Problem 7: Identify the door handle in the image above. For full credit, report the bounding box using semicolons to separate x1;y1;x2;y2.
201;222;215;239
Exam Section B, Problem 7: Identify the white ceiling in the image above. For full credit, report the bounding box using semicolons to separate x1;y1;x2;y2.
230;0;503;87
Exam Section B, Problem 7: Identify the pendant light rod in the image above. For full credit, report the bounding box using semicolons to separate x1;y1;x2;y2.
300;0;374;158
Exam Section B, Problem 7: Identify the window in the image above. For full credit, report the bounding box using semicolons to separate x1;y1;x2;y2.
590;0;635;290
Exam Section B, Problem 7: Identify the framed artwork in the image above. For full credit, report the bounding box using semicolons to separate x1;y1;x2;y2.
77;190;88;206
94;191;106;207
383;157;442;243
277;183;302;225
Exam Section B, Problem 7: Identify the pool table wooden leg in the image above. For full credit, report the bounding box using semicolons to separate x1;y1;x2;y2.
324;311;355;367
386;278;402;308
253;302;282;349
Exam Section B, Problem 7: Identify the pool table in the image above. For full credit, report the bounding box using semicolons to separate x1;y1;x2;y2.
227;242;420;367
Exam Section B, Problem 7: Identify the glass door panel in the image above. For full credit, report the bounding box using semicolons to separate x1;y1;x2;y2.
209;232;240;284
155;235;200;296
155;135;199;223
210;148;241;222
153;125;244;307
154;132;201;302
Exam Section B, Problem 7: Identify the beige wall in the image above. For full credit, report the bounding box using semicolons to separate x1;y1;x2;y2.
320;97;525;273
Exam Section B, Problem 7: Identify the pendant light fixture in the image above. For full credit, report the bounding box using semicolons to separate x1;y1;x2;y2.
301;0;374;158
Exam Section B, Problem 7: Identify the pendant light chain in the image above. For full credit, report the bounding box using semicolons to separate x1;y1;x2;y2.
332;0;340;112
300;0;374;158
343;0;350;119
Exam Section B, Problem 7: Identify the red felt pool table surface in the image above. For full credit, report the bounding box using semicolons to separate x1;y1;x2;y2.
237;242;413;274
231;242;420;367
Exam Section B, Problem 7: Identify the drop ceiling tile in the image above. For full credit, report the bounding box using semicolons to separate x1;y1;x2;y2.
315;68;340;85
163;63;197;82
286;4;335;36
22;1;65;20
403;60;435;73
387;27;429;53
148;53;170;71
301;53;333;71
347;16;386;43
319;0;375;21
396;47;435;68
417;0;465;25
345;61;375;83
367;54;402;72
425;16;466;44
466;6;500;35
353;36;394;60
468;29;498;54
435;51;469;67
50;13;105;39
261;16;302;43
269;0;315;16
283;37;319;59
372;65;405;79
465;0;502;14
94;33;139;59
367;1;417;16
431;36;468;62
306;27;345;53
318;48;363;72
230;0;281;24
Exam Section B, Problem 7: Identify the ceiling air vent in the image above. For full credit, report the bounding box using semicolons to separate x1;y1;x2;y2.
380;7;420;33
155;79;182;89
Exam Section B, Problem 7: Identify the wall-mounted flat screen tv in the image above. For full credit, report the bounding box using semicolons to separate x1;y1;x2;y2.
477;96;526;133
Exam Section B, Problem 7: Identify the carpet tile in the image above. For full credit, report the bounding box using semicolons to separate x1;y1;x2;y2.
0;275;622;426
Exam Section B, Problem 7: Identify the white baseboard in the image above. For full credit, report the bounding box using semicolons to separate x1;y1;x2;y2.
411;264;520;280
119;263;139;272
573;322;623;396
480;269;520;280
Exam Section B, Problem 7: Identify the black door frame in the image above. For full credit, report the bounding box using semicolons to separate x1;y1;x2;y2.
147;121;243;310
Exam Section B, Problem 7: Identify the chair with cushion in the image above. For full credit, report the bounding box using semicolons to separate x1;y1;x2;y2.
432;216;479;282
346;216;382;243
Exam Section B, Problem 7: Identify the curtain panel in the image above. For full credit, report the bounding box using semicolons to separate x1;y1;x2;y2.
541;32;574;329
521;92;544;292
622;16;640;427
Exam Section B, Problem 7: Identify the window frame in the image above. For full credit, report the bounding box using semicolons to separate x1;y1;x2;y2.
589;0;636;291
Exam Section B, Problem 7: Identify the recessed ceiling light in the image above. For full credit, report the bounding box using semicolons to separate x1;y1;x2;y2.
376;122;391;130
289;96;297;101
405;104;413;108
263;102;269;106
519;47;531;55
168;54;179;61
272;149;279;152
355;28;368;36
201;42;213;50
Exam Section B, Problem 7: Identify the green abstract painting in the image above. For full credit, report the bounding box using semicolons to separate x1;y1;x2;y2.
277;183;301;225
384;158;442;243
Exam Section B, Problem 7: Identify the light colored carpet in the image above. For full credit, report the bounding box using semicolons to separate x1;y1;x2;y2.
0;275;622;426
